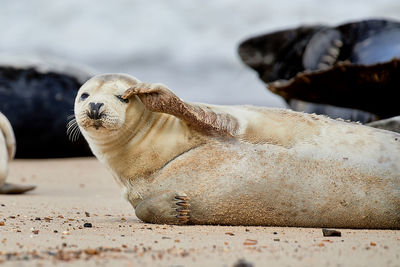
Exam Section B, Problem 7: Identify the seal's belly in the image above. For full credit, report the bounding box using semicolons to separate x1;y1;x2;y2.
144;135;400;228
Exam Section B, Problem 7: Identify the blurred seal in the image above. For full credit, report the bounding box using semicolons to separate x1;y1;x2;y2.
0;54;93;158
238;19;400;122
0;112;35;194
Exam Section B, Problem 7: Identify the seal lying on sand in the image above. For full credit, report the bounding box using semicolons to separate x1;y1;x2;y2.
0;112;35;194
74;73;400;229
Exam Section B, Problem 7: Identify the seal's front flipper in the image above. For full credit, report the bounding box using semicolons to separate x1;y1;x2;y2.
122;83;239;137
135;192;190;225
0;183;36;194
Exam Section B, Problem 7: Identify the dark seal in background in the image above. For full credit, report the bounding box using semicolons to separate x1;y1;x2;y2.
238;19;400;123
0;57;93;158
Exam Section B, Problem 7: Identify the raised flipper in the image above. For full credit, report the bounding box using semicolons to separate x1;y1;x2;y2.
122;83;239;137
0;183;36;194
134;191;190;224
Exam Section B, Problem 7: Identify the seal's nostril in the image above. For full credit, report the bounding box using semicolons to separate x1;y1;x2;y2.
88;102;104;120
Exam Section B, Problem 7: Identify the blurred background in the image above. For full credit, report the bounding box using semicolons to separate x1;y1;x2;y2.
1;0;399;107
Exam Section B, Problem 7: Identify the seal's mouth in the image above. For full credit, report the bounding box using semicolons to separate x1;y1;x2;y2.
84;111;104;130
92;120;103;130
78;114;105;131
78;113;122;133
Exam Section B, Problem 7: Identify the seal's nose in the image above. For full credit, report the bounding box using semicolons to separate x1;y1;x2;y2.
88;102;104;120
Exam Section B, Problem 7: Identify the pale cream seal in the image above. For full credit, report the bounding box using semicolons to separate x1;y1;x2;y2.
74;73;400;229
0;112;35;194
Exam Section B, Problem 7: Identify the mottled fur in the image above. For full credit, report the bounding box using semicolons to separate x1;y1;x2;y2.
75;73;400;228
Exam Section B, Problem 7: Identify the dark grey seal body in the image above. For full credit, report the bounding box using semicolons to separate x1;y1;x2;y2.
238;19;400;123
0;57;93;158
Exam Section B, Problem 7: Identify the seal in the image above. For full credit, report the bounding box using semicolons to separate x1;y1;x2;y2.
238;19;400;120
0;55;93;158
367;116;400;134
74;73;400;229
0;112;35;194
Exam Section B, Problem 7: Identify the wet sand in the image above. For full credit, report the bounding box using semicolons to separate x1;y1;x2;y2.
0;158;399;266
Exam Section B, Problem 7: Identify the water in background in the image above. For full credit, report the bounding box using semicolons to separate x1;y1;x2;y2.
1;0;399;107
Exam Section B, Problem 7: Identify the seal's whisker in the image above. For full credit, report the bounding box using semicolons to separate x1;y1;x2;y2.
67;118;77;127
66;119;78;134
66;120;76;130
70;126;81;142
67;114;76;120
72;127;81;142
68;127;74;140
66;118;81;142
66;114;77;131
67;124;78;137
72;126;80;140
67;124;73;135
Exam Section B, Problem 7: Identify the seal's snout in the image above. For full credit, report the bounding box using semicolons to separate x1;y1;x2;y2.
88;102;104;120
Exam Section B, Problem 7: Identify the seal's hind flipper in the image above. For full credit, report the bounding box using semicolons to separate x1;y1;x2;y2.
0;183;36;194
122;83;239;137
134;191;190;225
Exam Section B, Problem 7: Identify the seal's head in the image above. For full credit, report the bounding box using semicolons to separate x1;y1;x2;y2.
74;73;142;142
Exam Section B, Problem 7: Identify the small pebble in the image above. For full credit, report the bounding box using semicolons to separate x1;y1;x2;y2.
322;228;342;237
83;223;92;228
243;239;257;245
233;258;254;267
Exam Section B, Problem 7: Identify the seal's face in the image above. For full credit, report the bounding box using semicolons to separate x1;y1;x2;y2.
74;74;141;138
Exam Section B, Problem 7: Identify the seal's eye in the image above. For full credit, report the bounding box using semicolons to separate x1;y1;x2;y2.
116;95;129;103
80;93;89;101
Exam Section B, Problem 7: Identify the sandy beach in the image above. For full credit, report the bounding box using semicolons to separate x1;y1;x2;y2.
0;158;398;266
